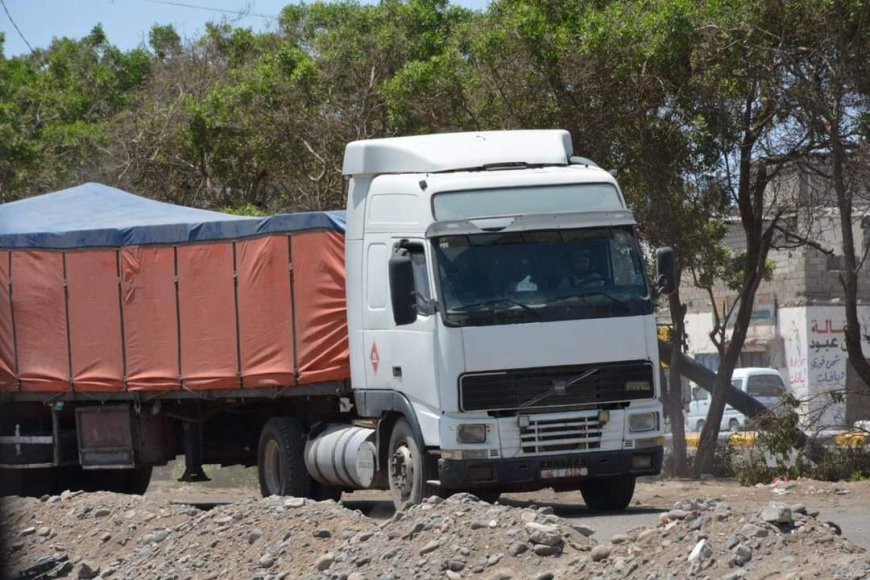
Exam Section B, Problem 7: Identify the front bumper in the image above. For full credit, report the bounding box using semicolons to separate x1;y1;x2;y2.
437;446;663;492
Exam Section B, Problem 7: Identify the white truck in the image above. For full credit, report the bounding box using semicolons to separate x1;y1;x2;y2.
0;130;674;512
335;130;674;510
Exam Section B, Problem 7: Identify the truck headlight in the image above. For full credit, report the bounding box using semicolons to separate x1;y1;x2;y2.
457;424;487;443
629;412;658;433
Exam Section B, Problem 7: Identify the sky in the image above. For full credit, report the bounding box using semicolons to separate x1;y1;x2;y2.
0;0;490;58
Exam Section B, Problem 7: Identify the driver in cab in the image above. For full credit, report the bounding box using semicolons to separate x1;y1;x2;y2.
558;248;604;290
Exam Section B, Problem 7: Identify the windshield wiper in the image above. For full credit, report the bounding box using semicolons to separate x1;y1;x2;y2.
449;298;542;318
549;291;632;312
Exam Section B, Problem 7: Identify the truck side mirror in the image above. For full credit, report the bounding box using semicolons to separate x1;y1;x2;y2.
389;247;417;326
655;247;676;295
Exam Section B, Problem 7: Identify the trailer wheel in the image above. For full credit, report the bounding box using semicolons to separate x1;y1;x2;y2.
258;417;311;498
387;418;436;510
579;475;636;512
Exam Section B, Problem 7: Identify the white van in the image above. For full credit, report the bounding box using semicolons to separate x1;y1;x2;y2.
685;368;788;432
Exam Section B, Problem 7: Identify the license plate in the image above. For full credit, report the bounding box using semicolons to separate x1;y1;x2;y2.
541;466;588;479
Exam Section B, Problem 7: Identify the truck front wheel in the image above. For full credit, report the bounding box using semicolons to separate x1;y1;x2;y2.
387;418;436;510
579;475;636;512
258;417;311;498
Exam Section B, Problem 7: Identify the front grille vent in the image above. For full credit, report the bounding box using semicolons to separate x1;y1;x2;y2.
519;414;602;454
460;360;653;412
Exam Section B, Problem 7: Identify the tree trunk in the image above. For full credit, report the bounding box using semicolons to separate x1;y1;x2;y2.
832;126;870;390
666;287;688;477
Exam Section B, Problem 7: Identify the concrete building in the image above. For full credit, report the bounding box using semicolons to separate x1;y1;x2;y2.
678;160;870;429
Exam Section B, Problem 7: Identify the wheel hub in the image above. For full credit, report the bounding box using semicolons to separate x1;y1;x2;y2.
390;444;414;498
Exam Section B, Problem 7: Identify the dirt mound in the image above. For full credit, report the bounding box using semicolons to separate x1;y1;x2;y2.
3;489;869;579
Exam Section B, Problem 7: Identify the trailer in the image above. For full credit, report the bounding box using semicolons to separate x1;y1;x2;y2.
1;131;675;510
0;184;349;496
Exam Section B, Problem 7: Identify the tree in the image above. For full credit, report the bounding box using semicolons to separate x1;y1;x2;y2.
687;1;831;475
783;0;870;390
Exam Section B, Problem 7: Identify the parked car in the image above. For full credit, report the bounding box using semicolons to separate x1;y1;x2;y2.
685;367;788;433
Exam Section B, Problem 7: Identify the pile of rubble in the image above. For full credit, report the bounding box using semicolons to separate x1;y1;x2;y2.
2;490;869;579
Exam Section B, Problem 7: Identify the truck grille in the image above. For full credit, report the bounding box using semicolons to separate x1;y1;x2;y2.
460;360;654;412
520;415;602;454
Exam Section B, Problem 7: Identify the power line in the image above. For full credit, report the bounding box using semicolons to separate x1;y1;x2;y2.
144;0;278;20
0;0;33;53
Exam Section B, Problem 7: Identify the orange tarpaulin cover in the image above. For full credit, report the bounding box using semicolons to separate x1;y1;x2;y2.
1;234;349;395
294;231;350;384
236;236;295;388
177;243;238;391
12;251;69;392
122;246;181;391
67;250;124;392
0;251;15;391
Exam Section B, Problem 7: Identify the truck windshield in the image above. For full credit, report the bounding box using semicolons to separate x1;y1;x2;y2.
433;226;652;327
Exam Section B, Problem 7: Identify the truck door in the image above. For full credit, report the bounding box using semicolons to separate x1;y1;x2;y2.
362;237;440;414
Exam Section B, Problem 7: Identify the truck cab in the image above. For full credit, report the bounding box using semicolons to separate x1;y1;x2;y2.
342;130;673;510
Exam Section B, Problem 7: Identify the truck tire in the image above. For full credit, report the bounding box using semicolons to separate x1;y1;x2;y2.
258;417;311;498
579;475;636;512
387;418;437;510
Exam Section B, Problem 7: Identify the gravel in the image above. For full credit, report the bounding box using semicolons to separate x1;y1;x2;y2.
3;488;869;579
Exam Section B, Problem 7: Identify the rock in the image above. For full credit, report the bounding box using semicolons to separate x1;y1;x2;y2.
740;523;769;538
521;511;538;523
690;515;711;531
93;508;111;517
61;490;83;500
316;553;335;571
258;554;274;568
283;497;305;508
790;503;807;515
448;559;466;572
525;522;562;547
537;506;554;515
590;545;611;562
508;542;527;557
611;533;631;545
47;495;61;504
313;528;331;538
37;526;51;537
488;520;498;528
247;528;263;544
733;544;752;566
420;540;441;555
151;530;169;543
20;526;36;536
569;523;596;537
347;573;366;580
759;502;792;524
722;571;747;580
77;560;100;579
487;554;502;567
665;509;690;521
100;532;112;543
471;521;487;530
536;573;555;580
532;544;558;556
446;572;461;580
637;529;658;545
687;539;713;563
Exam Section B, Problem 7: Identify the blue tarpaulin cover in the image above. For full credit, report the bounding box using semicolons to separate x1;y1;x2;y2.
0;183;346;249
